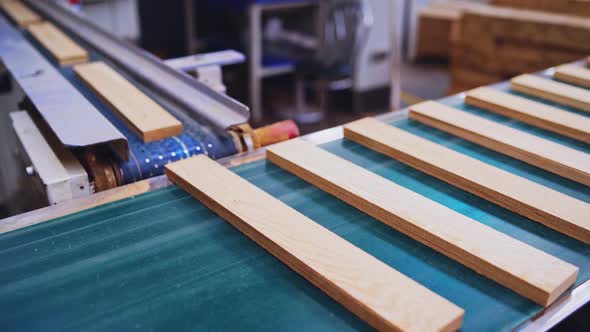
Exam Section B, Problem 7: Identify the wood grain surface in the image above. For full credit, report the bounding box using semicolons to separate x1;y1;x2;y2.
28;22;88;66
266;139;578;306
344;117;590;245
465;87;590;143
554;64;590;88
74;62;183;142
165;155;464;332
409;101;590;186
0;0;40;27
511;74;590;113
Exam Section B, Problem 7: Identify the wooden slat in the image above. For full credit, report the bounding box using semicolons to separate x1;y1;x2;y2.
511;74;590;113
27;22;88;66
165;155;464;332
344;117;590;245
554;64;590;88
74;62;183;142
267;139;578;306
465;87;590;143
0;0;40;27
409;101;590;186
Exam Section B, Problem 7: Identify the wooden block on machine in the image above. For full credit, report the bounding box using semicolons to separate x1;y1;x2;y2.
27;22;88;66
165;155;464;332
267;139;578;306
409;101;590;186
0;0;40;27
74;62;183;142
554;64;590;89
511;74;590;113
343;117;590;245
465;87;590;143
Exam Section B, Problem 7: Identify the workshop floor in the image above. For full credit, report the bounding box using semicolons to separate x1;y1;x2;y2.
260;60;451;135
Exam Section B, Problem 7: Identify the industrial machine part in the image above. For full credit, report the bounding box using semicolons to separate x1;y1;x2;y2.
1;62;589;330
0;2;299;217
24;0;250;132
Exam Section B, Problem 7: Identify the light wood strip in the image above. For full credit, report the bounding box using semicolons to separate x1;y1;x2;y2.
554;64;590;88
511;74;590;113
0;0;40;27
27;22;88;66
344;117;590;245
409;101;590;186
267;139;578;306
465;87;590;143
74;62;183;142
165;155;464;332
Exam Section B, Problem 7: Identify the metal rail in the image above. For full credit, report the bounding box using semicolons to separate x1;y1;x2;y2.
25;0;250;132
0;14;128;158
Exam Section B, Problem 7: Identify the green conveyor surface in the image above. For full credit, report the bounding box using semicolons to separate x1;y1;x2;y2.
1;88;589;331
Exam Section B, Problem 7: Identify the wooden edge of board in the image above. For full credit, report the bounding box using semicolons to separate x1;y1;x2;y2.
343;117;590;246
0;0;41;27
73;61;183;143
465;87;590;144
554;65;590;89
165;154;465;332
408;100;590;187
266;139;579;307
510;74;590;113
27;21;89;66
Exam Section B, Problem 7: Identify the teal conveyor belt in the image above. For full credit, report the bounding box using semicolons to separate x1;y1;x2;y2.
1;80;589;331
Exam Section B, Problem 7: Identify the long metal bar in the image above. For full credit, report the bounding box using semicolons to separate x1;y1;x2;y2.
0;14;128;158
25;0;249;132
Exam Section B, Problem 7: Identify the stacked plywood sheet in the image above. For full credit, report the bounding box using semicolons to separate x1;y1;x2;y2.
491;0;590;18
415;1;486;59
449;5;590;93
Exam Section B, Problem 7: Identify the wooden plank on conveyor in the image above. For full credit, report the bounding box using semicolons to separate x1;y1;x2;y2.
344;117;590;245
511;74;590;113
465;87;590;143
165;155;465;332
74;61;183;142
28;22;88;66
409;101;590;186
266;139;578;306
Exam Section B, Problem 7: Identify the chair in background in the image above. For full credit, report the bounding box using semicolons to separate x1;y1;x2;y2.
290;0;373;124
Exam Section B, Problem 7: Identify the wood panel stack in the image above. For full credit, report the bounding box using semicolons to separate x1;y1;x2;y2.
415;1;486;60
449;5;590;93
491;0;590;18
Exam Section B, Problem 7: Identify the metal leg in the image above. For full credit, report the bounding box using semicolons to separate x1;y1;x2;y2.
389;0;405;110
184;0;196;54
295;76;305;114
248;5;263;123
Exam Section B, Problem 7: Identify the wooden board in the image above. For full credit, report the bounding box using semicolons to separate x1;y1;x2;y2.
74;62;183;142
0;0;40;27
511;74;590;113
465;87;590;143
27;22;88;66
266;139;578;306
165;155;464;332
409;101;590;186
344;117;590;245
554;64;590;89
